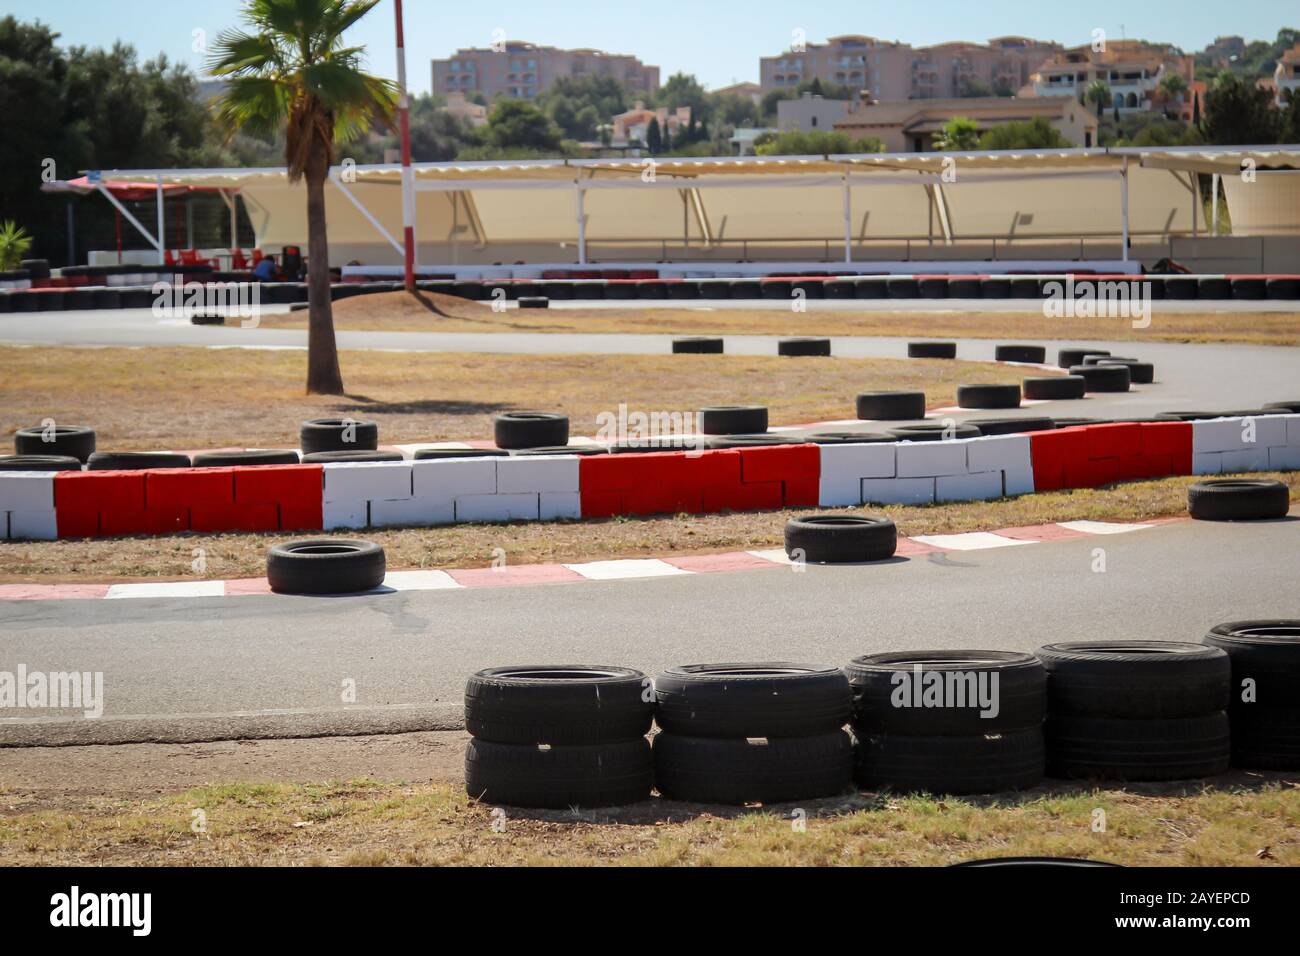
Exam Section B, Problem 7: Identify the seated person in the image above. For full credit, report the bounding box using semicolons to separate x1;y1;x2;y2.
252;255;278;281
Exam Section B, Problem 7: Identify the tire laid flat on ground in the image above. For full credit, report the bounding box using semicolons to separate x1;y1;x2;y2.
493;411;569;449
1036;641;1229;719
300;418;379;454
1058;348;1109;368
778;337;831;357
855;390;926;420
1023;375;1087;400
699;405;767;435
1203;620;1300;769
653;663;852;738
466;737;653;809
464;665;653;745
888;423;982;442
14;425;96;462
784;514;897;563
907;342;957;359
302;450;406;463
1098;359;1155;384
653;731;852;805
965;416;1055;435
994;344;1047;364
951;857;1120;868
266;539;386;594
803;432;894;444
1046;712;1230;781
672;337;723;354
845;651;1046;736
1188;479;1290;521
413;448;512;460
1069;363;1130;392
956;384;1021;409
192;450;300;467
0;455;83;472
87;452;191;471
855;728;1044;795
512;444;607;456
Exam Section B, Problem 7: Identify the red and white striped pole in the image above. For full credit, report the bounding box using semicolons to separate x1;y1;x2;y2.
394;0;416;292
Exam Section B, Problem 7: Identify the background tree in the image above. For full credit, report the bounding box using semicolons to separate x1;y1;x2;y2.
978;117;1069;150
646;117;662;154
934;117;981;151
210;0;396;396
753;129;884;156
1084;80;1111;118
1200;72;1280;144
485;99;562;151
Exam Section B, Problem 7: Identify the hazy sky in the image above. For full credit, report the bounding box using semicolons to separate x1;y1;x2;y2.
4;0;1295;92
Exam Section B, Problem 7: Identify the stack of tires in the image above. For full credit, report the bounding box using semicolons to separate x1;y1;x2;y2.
1039;641;1231;781
847;651;1046;795
464;666;655;808
652;664;853;805
1203;621;1300;769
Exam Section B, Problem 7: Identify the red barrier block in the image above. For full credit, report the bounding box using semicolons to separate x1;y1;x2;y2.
702;481;783;513
146;467;234;510
1140;421;1192;457
1029;428;1087;491
280;500;324;532
55;506;99;539
623;486;703;516
579;490;624;519
54;470;146;512
100;507;189;537
190;502;279;533
739;444;820;484
233;464;323;505
681;449;743;487
1065;457;1120;488
783;477;820;507
1085;423;1141;460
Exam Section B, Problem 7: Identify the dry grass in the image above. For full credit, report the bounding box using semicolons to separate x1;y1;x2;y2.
3;472;1295;584
0;345;1026;453
257;291;1300;345
1;776;1296;867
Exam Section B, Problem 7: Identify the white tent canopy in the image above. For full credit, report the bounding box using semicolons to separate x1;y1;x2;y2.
84;146;1300;268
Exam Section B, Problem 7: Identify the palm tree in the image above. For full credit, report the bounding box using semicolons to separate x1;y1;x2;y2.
210;0;396;395
1084;80;1112;119
0;220;33;271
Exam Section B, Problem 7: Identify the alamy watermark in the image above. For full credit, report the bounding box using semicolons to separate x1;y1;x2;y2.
0;665;104;719
1043;276;1151;330
152;275;261;325
890;664;1000;719
595;403;706;453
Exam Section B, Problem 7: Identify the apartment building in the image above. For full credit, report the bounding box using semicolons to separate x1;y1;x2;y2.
759;35;1062;98
1031;40;1184;112
432;41;659;100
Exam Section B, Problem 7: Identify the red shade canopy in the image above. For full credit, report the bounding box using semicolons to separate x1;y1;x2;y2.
41;177;223;200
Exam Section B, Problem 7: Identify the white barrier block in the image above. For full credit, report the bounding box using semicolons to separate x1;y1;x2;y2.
819;442;897;479
861;477;935;505
455;493;540;523
370;496;454;528
1192;416;1288;454
896;440;969;478
1269;445;1300;470
7;509;58;540
412;457;497;499
1192;453;1222;475
0;472;56;512
1219;447;1271;473
1;511;8;540
322;500;369;530
322;462;412;502
496;455;580;494
819;476;865;507
540;492;582;520
936;471;1004;503
1287;415;1300;446
967;435;1035;496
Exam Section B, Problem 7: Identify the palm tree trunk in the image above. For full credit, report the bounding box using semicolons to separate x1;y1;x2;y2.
304;159;344;395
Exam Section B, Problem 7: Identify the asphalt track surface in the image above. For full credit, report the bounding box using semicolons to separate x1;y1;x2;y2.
2;514;1296;745
2;303;1298;744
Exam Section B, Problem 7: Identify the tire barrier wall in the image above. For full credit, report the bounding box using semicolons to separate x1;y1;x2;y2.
3;415;1296;539
4;273;1300;312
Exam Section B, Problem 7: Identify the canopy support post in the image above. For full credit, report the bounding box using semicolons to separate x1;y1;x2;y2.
329;172;404;256
1120;160;1130;262
576;182;587;265
156;175;166;266
96;182;163;260
1211;173;1220;236
842;173;852;264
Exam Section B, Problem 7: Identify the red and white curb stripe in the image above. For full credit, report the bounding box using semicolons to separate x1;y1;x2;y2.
0;518;1173;602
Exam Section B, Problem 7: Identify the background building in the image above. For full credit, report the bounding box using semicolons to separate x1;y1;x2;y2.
760;35;1062;98
1031;40;1190;113
777;93;849;131
433;41;659;100
1275;42;1300;104
835;95;1098;151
